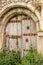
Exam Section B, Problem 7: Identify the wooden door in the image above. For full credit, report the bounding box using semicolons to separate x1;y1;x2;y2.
5;15;37;56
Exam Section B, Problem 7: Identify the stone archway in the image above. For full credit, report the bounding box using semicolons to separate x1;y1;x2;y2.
0;6;39;53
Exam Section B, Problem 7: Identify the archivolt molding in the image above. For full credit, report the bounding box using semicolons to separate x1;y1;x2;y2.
0;3;40;21
0;0;41;25
0;0;41;13
0;0;33;10
0;8;39;35
0;3;35;16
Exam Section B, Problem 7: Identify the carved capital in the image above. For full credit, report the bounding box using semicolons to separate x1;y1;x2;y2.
32;0;41;12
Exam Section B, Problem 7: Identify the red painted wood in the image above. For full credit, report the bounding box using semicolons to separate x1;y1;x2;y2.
22;17;31;20
9;20;21;23
5;34;22;39
23;33;37;36
26;38;29;42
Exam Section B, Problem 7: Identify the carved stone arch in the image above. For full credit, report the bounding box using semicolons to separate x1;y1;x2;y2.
0;6;40;51
0;3;40;20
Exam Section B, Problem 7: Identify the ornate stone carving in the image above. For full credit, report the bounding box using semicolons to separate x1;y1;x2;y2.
0;0;41;12
32;0;41;12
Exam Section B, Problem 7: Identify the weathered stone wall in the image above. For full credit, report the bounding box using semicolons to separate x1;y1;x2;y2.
0;0;43;54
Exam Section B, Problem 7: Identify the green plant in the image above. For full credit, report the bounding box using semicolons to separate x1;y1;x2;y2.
21;48;43;65
0;50;21;65
0;47;43;65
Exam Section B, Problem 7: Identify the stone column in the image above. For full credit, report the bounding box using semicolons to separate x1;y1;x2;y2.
0;18;4;51
37;0;43;54
0;24;3;51
40;0;43;30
